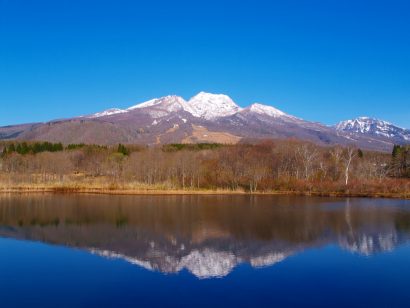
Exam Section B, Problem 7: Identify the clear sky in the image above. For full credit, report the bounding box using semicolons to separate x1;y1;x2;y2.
0;0;409;127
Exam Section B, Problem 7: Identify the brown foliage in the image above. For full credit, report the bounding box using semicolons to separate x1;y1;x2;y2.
0;140;409;197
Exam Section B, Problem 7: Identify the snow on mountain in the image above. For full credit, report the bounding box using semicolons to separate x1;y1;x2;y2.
128;95;191;112
127;98;160;110
88;92;291;121
82;94;409;148
125;92;243;120
89;108;128;118
187;92;242;119
127;95;197;118
247;103;286;117
336;117;410;141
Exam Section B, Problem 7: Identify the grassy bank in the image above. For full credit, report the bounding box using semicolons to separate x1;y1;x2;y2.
0;178;409;199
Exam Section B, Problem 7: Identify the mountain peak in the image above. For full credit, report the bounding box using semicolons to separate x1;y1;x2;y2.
336;117;410;141
188;92;242;119
336;117;391;132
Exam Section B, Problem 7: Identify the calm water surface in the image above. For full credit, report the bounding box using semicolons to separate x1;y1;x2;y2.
0;194;410;307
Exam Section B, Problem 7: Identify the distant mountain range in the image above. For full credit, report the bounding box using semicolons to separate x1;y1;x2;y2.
0;92;409;151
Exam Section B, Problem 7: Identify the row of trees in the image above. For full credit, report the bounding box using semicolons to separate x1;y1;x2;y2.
1;142;64;156
0;140;408;193
1;142;89;156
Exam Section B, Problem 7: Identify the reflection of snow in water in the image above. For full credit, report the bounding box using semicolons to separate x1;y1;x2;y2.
250;253;288;268
179;250;237;278
90;228;405;279
90;248;291;279
89;249;154;270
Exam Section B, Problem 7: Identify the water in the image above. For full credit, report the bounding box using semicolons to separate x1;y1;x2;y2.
0;194;409;307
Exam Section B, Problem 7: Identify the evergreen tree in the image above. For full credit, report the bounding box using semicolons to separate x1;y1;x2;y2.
52;143;63;152
8;144;16;154
20;142;30;155
117;144;130;156
33;142;42;154
391;145;409;177
16;144;22;154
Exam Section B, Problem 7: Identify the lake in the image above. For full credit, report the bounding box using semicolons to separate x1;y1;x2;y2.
0;194;409;307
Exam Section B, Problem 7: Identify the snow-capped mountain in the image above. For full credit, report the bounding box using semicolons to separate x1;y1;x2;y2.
88;92;243;120
85;92;304;122
99;92;243;120
0;92;408;151
336;117;410;143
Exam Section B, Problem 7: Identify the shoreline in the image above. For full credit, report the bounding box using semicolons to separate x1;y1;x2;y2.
0;186;408;199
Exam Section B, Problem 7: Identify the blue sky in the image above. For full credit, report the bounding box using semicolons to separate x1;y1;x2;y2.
0;0;409;127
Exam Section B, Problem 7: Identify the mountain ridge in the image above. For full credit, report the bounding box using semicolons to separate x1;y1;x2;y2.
0;92;408;151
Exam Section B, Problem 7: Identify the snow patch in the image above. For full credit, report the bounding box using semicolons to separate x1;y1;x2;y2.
128;98;161;110
88;108;128;118
247;103;287;117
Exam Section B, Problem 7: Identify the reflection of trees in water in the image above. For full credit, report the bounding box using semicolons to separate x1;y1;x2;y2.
395;212;410;232
0;194;409;278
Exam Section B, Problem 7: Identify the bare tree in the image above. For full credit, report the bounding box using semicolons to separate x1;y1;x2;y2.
296;144;318;180
330;146;343;181
343;147;357;186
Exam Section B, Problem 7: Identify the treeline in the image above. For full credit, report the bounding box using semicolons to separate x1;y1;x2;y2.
1;141;86;156
0;140;408;195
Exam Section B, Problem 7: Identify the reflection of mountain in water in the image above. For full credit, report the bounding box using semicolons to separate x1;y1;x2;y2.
89;246;292;279
0;194;409;278
340;232;398;256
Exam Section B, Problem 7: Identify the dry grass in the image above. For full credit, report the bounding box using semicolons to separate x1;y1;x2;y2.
0;171;408;199
0;175;246;195
182;125;242;144
0;177;408;199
